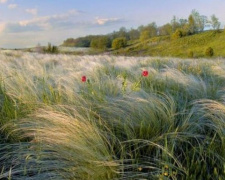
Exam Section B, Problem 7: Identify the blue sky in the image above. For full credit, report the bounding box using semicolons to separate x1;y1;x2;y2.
0;0;225;48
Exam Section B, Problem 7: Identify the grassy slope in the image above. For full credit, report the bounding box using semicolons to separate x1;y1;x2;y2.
115;30;225;57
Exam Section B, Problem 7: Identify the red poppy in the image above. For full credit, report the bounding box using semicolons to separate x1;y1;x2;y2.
142;70;148;77
81;76;86;82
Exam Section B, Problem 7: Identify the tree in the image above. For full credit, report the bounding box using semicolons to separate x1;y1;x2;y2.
128;28;140;40
211;14;220;30
191;9;205;32
179;19;188;29
90;39;98;49
112;37;127;49
118;27;129;40
188;15;196;34
159;23;173;36
90;36;111;50
200;15;208;31
140;30;151;42
171;16;180;32
43;43;58;53
144;22;158;37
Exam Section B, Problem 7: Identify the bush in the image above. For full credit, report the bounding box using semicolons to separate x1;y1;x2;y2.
112;37;127;49
43;43;59;54
205;47;214;57
188;50;194;58
172;29;183;39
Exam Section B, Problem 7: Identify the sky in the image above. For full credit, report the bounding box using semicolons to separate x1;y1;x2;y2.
0;0;225;49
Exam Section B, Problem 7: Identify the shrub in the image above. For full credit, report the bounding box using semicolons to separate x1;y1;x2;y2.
188;50;194;58
43;43;59;54
205;47;214;57
112;37;127;49
172;29;183;39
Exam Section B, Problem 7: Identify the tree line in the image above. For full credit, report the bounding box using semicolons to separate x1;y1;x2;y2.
62;10;222;50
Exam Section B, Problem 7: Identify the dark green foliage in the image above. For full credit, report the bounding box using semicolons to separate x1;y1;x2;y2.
205;47;214;57
63;36;98;47
43;43;59;54
112;37;127;49
90;36;111;50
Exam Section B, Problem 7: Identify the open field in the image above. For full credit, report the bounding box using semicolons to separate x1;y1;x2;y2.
0;51;225;179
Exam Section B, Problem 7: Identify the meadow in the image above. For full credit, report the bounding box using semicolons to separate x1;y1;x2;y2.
0;50;224;179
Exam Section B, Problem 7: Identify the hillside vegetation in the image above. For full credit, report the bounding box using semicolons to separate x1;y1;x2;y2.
115;30;225;57
0;51;225;179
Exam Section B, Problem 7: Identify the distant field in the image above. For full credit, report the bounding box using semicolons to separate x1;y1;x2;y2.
0;51;224;179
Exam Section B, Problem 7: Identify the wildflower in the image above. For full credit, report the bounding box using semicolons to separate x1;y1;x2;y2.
138;167;142;171
81;76;86;82
142;70;148;77
164;172;168;176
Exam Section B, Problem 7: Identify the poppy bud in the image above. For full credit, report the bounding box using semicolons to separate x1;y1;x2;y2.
81;76;86;82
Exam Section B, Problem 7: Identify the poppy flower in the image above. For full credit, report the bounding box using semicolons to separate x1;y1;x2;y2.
81;76;86;82
142;70;148;77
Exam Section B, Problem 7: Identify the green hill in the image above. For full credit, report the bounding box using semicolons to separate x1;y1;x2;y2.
114;30;225;58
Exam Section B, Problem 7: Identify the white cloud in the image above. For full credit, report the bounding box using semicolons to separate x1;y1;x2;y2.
25;8;38;15
19;9;79;28
0;0;8;3
8;4;17;9
0;9;81;35
95;17;122;25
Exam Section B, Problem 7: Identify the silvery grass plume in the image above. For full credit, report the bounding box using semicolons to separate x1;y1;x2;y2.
0;50;225;179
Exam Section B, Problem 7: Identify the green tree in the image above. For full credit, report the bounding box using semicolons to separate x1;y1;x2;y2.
112;37;127;49
211;14;221;30
128;28;140;40
179;18;188;28
191;9;206;32
140;30;151;42
144;22;157;37
90;36;111;50
118;27;129;40
188;15;196;34
159;23;173;36
171;16;180;32
43;43;58;54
